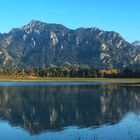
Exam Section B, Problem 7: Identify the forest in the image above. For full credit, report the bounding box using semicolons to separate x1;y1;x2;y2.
0;67;139;78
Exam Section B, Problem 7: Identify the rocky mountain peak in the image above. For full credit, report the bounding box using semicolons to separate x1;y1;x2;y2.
21;20;47;34
132;41;140;48
24;20;46;27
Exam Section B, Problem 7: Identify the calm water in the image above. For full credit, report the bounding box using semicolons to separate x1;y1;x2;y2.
0;82;140;140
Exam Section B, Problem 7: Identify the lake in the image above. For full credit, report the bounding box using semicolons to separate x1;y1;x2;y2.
0;82;140;140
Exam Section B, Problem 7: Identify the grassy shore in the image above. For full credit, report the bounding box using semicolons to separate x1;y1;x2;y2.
0;77;139;83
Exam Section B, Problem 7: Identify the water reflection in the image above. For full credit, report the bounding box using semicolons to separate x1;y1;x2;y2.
0;84;140;135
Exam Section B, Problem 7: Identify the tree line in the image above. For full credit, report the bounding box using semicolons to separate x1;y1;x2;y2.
0;67;139;78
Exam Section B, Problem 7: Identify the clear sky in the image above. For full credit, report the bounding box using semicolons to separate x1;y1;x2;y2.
0;0;139;42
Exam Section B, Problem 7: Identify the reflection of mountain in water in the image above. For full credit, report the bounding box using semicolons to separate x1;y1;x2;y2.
0;84;140;134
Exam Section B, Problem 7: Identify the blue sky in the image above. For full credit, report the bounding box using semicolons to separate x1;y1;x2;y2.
0;0;140;42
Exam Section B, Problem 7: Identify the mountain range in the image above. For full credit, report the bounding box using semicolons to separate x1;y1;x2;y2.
0;20;139;69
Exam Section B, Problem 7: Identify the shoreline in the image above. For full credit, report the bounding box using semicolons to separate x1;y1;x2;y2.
0;77;139;83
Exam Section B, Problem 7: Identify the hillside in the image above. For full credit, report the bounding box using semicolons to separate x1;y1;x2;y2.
0;20;139;69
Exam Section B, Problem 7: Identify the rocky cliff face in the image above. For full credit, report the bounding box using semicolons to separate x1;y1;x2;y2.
0;20;139;68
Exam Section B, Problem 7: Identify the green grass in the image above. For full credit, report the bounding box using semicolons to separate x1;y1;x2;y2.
0;77;140;83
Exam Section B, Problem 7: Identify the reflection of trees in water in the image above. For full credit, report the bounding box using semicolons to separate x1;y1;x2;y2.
0;85;140;134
